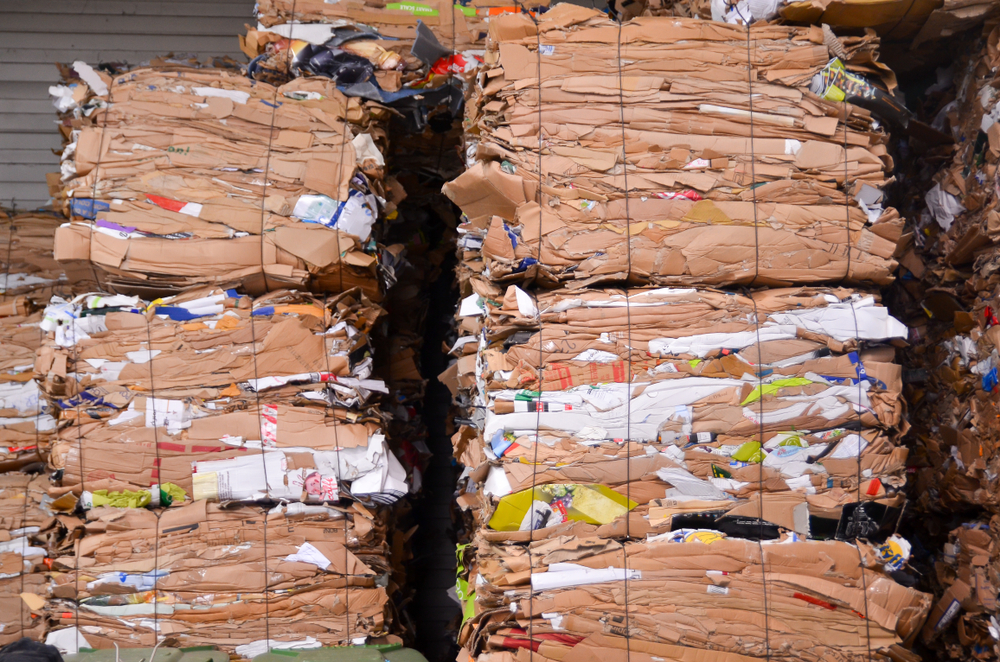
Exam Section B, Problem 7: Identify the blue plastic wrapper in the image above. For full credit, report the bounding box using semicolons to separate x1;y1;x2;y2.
983;367;998;392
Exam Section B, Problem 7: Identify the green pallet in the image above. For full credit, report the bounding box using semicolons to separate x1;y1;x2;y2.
64;648;226;662
252;646;428;662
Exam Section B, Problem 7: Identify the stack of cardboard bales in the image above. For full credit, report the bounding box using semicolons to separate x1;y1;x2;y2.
0;210;67;646
239;0;486;625
36;33;429;652
892;21;1000;659
445;6;933;661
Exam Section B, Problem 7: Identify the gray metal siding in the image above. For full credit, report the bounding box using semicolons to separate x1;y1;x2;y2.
0;0;255;208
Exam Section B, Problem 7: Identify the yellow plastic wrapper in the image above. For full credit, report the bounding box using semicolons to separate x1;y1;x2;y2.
91;482;187;508
489;483;637;532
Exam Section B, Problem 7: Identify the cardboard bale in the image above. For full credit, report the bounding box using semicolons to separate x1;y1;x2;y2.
36;288;409;506
50;63;393;299
447;9;931;662
33;286;413;653
42;501;400;652
444;8;905;288
884;22;1000;660
243;0;546;118
647;0;997;49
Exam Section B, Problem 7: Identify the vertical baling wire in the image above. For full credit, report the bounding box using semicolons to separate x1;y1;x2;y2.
321;291;352;644
3;203;14;296
143;307;164;654
436;0;460;175
840;91;874;660
3;207;24;616
330;118;353;643
71;306;86;648
24;320;42;637
614;17;634;661
10;207;31;635
70;69;117;651
330;26;357;643
247;0;299;648
734;13;772;660
504;0;543;657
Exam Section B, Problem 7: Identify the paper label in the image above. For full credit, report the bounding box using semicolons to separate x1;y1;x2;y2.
387;2;439;15
707;585;729;595
293;470;339;501
539;45;555;55
191;471;222;502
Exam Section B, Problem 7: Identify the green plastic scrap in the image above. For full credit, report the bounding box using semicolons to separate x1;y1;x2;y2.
488;483;637;532
730;441;766;464
455;543;476;624
740;377;812;406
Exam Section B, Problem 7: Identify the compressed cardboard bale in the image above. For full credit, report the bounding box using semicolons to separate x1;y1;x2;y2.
50;64;391;299
447;10;932;662
647;0;997;49
32;286;416;653
243;0;533;108
884;23;1000;661
42;500;401;652
35;287;409;507
456;285;909;503
445;7;905;288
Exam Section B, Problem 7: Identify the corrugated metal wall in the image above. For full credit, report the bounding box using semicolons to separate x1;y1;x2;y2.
0;0;255;208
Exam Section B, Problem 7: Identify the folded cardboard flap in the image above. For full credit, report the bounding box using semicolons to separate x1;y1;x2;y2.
443;162;526;223
53;224;90;261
